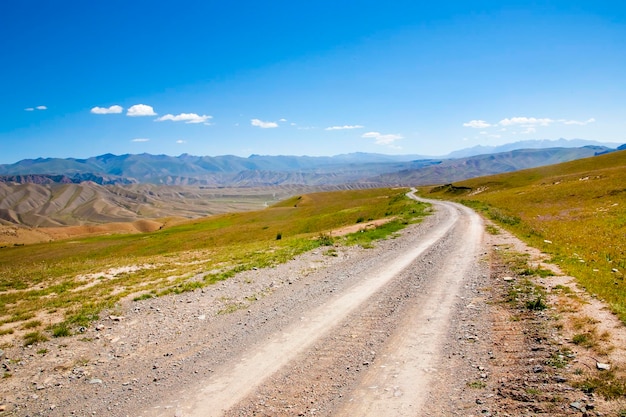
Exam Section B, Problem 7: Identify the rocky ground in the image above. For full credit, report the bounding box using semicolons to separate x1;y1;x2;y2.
1;206;625;416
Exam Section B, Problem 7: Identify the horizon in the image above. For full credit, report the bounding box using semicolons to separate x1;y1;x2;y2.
1;1;625;164
1;138;622;166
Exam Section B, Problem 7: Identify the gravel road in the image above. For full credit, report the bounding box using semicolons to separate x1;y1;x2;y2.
1;196;499;416
145;193;484;417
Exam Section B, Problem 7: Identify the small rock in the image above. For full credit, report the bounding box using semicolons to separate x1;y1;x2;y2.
109;315;125;321
532;365;544;373
89;378;103;384
570;401;584;411
596;362;611;371
502;276;514;282
554;375;568;383
0;348;4;361
95;324;105;331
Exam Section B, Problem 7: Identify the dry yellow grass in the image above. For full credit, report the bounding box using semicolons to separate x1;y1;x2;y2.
426;150;626;321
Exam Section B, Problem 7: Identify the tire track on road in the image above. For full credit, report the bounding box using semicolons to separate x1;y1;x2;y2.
152;194;481;417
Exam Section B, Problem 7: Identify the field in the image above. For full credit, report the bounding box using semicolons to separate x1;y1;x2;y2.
426;150;626;321
0;187;427;344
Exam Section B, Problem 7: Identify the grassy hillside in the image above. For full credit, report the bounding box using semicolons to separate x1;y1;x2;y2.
426;150;626;321
0;188;426;344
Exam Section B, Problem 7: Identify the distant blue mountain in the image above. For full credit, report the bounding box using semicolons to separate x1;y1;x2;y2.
0;139;620;186
444;138;621;159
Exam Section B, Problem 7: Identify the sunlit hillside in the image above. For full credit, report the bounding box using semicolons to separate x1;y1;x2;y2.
0;188;426;344
426;150;626;321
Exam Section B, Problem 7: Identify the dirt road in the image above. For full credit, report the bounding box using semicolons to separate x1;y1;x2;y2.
0;195;489;416
148;194;484;416
5;191;623;416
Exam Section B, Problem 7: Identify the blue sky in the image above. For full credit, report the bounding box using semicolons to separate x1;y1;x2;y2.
1;1;625;163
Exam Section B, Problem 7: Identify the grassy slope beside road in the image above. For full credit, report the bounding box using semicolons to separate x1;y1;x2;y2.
425;150;626;321
0;188;428;345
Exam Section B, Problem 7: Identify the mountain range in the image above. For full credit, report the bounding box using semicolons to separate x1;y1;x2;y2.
0;139;623;230
0;139;621;187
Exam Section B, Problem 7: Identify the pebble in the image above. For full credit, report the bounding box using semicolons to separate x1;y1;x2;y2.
570;401;584;411
596;362;611;371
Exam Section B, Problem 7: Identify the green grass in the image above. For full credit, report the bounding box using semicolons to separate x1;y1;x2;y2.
572;332;595;348
467;380;486;389
0;188;428;338
574;368;626;400
426;150;626;322
23;331;48;346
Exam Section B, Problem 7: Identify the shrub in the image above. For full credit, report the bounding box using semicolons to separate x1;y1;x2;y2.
526;296;547;311
51;322;71;338
23;331;48;346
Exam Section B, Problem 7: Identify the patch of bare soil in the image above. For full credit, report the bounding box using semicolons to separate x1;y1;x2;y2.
0;225;52;246
328;218;392;237
41;219;165;240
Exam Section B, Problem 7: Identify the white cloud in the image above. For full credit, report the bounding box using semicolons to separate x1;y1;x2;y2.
498;117;554;127
560;117;596;125
131;138;150;142
91;105;123;114
521;127;537;134
251;118;278;128
176;139;186;144
325;125;365;131
463;120;491;128
362;131;403;145
127;104;157;117
156;113;212;124
25;106;47;111
279;118;287;122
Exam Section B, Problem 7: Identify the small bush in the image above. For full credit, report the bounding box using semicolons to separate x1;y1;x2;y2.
575;373;626;399
0;328;14;336
316;233;334;246
51;322;71;338
276;232;282;240
133;293;155;301
572;332;595;348
467;380;486;389
22;320;42;330
526;296;547;311
23;331;48;346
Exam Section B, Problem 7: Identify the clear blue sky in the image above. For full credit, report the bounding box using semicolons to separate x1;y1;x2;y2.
1;1;624;163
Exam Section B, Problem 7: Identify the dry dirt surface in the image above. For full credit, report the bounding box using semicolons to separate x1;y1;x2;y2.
1;196;625;416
